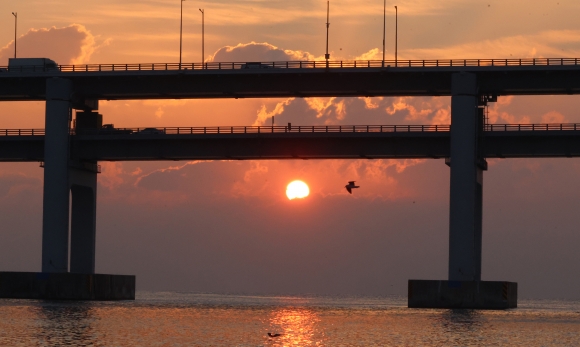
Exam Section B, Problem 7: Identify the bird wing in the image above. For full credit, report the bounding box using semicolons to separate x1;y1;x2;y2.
348;181;355;185
346;186;352;193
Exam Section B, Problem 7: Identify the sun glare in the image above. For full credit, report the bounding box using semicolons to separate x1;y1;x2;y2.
286;180;310;200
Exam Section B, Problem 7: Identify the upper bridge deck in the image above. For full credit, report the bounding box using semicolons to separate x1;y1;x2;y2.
1;58;580;101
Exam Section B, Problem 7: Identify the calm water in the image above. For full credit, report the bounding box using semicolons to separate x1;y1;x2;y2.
0;293;579;346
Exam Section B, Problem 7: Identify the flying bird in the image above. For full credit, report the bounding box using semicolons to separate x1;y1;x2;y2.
345;181;360;194
267;333;282;338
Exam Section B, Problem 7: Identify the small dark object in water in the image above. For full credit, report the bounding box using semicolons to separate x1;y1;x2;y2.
267;333;282;337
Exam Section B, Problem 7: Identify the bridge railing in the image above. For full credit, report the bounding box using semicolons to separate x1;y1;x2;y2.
1;58;580;73
484;123;580;131
0;129;45;136
3;123;580;136
85;124;450;135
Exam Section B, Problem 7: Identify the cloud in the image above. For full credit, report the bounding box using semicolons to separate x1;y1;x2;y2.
404;30;580;60
208;42;315;62
254;99;295;126
99;162;125;190
127;156;428;204
355;48;382;61
0;24;109;65
206;41;454;128
0;172;40;198
304;98;340;119
541;111;567;123
258;94;452;127
359;97;381;110
205;42;457;129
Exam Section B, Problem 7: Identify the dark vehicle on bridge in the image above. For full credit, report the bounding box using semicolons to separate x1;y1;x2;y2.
8;58;59;72
98;124;133;135
240;62;276;69
135;127;165;135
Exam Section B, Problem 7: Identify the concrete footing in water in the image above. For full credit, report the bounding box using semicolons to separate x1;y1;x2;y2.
408;280;517;309
0;272;135;300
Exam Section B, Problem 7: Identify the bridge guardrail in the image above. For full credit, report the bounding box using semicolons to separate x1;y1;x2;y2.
3;124;580;136
1;58;580;73
484;123;580;131
0;129;45;136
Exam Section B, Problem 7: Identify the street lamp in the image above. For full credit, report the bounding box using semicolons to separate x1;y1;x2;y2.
12;12;17;59
394;5;398;66
199;8;204;68
179;0;186;69
325;1;330;65
382;0;386;65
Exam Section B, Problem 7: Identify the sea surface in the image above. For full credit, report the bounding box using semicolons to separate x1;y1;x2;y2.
0;292;579;346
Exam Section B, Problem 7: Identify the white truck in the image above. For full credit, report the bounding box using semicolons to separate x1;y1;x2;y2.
7;58;59;72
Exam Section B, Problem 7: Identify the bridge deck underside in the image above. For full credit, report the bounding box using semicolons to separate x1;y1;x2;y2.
2;65;580;100
2;132;580;162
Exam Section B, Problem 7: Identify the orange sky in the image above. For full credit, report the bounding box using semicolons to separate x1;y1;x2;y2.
1;0;580;299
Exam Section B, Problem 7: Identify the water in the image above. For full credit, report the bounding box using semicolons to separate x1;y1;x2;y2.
0;293;579;346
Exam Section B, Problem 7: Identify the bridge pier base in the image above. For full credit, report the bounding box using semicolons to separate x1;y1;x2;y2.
408;280;517;309
0;272;135;300
408;72;517;309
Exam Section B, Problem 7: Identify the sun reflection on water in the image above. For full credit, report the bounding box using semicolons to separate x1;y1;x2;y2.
0;295;578;346
268;307;324;346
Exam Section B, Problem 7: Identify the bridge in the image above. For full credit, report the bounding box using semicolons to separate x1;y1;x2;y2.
2;124;580;162
1;58;580;306
2;58;580;102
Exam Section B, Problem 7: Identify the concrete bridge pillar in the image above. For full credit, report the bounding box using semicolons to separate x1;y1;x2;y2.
448;72;484;281
41;78;73;273
1;94;134;300
41;80;100;274
408;73;516;309
70;165;97;273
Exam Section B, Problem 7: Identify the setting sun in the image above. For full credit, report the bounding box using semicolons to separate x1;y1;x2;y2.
286;180;310;200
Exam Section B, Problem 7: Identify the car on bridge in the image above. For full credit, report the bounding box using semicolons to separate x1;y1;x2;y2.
240;62;277;69
99;124;133;135
135;127;165;135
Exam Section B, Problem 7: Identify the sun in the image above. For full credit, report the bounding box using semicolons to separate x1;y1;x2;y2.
286;180;310;200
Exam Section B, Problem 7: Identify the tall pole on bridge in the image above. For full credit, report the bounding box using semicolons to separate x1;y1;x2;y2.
325;1;330;66
12;12;17;59
382;0;386;65
179;0;186;69
394;5;398;66
199;8;204;68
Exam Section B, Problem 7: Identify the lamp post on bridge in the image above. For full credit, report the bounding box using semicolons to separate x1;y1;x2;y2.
325;1;330;67
382;0;386;65
179;0;187;69
394;5;398;66
199;8;204;68
12;12;17;59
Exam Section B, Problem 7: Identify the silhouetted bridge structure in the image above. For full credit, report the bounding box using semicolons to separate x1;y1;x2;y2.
2;58;580;101
2;58;580;306
2;123;580;162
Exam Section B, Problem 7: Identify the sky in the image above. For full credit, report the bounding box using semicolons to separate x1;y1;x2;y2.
1;0;580;299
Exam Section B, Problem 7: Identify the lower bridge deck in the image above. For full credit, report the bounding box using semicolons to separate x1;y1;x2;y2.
1;124;579;162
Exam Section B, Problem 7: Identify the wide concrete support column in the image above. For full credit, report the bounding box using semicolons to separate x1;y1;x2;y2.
407;74;516;310
448;72;483;281
70;166;97;274
41;78;72;273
